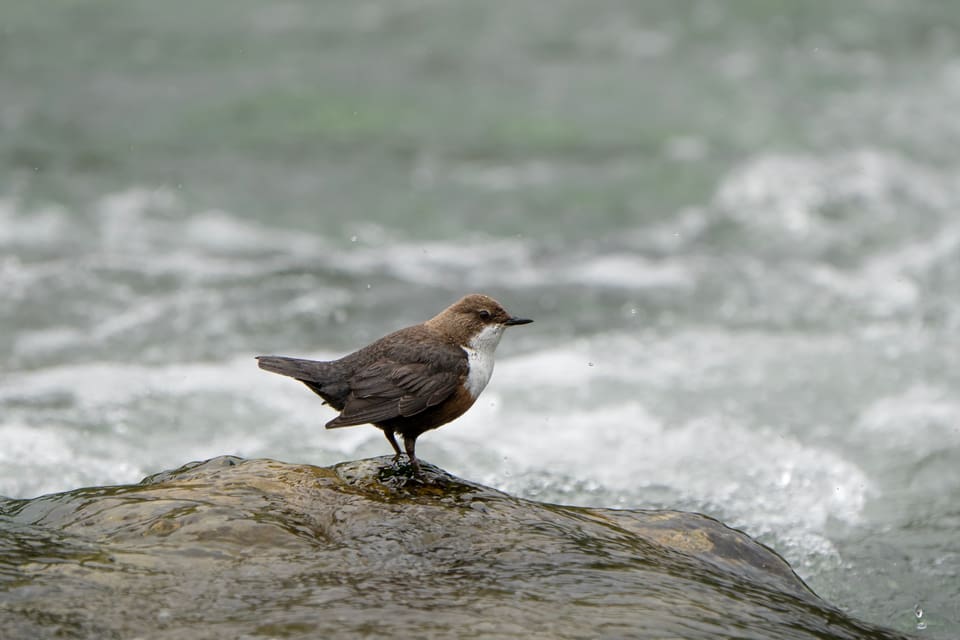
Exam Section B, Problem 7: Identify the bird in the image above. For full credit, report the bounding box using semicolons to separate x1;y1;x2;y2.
256;293;532;476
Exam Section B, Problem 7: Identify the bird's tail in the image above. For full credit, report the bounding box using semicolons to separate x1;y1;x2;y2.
255;356;335;383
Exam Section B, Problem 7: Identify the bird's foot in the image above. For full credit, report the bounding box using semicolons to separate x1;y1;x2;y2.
408;455;423;479
376;456;426;484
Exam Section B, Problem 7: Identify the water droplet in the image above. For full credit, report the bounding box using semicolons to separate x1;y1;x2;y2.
914;604;927;630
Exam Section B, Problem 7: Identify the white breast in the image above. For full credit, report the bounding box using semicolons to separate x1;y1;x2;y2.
461;323;505;399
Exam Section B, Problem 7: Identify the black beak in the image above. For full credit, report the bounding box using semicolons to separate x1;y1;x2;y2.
505;316;533;326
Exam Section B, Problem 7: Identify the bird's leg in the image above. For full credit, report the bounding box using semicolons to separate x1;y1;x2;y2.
403;435;423;477
383;429;402;464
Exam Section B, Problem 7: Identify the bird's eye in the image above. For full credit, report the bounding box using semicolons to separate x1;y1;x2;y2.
478;309;491;320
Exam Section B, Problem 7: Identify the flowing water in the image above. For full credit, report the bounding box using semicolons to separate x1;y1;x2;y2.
2;1;959;637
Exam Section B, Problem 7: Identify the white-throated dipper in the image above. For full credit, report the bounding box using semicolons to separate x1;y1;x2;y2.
256;294;532;476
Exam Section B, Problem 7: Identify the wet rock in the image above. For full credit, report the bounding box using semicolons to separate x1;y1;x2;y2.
0;456;908;639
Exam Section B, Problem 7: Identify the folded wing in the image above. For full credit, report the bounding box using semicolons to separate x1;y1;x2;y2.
326;347;467;428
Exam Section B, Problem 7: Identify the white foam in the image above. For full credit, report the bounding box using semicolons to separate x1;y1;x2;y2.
450;161;557;191
334;236;536;288
0;354;364;498
5;167;960;320
448;392;868;529
4;174;951;326
0;198;71;248
183;209;330;257
855;385;960;457
13;327;84;356
561;253;695;291
0;423;73;466
0;353;331;410
0;422;144;498
701;149;960;322
713;150;944;240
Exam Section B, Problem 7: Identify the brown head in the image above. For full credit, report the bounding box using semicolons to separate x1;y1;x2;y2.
425;294;533;348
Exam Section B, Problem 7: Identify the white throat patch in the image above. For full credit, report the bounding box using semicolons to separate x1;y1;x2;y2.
462;323;505;399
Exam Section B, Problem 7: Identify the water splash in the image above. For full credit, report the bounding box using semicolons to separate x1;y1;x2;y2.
914;603;927;631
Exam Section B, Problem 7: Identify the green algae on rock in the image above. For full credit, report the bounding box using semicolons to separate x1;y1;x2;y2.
0;457;908;640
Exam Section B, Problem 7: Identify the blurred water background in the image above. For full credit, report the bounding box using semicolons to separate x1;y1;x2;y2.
1;1;958;636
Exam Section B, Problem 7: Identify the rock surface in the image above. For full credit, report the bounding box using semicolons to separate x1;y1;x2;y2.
0;456;908;639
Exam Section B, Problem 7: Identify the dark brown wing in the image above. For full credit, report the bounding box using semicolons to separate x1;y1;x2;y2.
325;344;467;429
